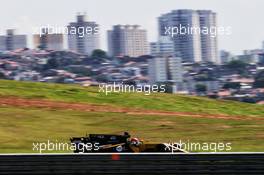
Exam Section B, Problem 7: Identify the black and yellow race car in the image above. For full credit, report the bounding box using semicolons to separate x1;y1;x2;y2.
70;132;187;153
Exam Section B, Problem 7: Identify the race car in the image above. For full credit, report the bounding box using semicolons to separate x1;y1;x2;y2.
70;132;187;153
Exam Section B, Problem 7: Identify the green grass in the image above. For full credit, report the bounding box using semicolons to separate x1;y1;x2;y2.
0;80;263;117
0;80;263;153
0;106;263;153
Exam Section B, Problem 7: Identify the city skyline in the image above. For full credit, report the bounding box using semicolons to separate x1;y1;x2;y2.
0;0;263;54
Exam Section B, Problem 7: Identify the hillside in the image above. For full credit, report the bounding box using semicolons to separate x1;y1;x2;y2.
0;80;263;153
0;80;263;116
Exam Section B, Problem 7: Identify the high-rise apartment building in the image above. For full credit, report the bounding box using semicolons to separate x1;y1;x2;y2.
158;9;219;64
33;28;63;51
150;36;175;57
0;29;27;51
159;10;202;63
197;10;219;64
108;25;149;57
67;13;100;55
148;57;183;84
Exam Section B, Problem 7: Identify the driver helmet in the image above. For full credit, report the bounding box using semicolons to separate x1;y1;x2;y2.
131;137;140;146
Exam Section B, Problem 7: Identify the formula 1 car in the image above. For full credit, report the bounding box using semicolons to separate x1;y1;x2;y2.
70;132;187;153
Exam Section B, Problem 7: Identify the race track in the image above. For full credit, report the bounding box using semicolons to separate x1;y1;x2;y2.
0;153;263;174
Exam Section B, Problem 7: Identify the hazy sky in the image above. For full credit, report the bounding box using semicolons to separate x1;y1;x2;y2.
0;0;263;54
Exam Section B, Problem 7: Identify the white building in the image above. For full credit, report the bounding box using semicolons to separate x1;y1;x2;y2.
167;57;183;83
159;10;202;63
158;9;219;64
197;10;219;64
150;36;175;57
67;13;100;55
148;57;167;83
0;29;27;51
148;57;183;84
0;36;6;51
108;25;149;57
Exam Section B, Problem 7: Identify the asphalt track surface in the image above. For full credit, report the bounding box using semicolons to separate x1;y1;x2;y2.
0;153;263;174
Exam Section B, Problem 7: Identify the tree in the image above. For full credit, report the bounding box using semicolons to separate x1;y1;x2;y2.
91;49;107;59
44;58;59;70
226;60;247;75
38;44;46;50
195;84;207;94
223;82;240;89
195;74;214;81
254;70;264;88
0;72;6;79
227;60;247;69
96;74;108;82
